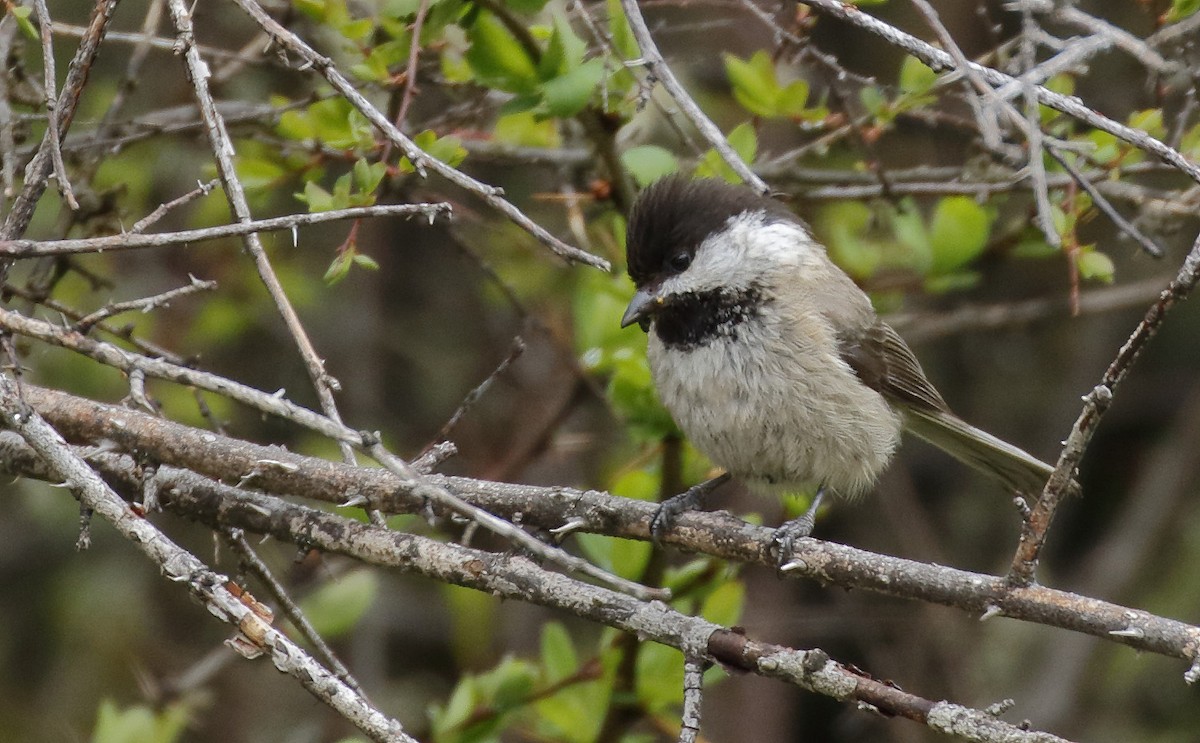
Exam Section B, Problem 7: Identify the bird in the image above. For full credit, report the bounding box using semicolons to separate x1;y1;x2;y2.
618;174;1061;558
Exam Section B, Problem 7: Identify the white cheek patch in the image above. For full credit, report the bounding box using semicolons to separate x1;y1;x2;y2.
661;212;820;298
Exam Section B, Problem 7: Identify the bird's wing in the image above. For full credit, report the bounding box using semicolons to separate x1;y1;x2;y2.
839;321;949;414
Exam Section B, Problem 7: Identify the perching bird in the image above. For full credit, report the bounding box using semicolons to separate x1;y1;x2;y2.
619;175;1060;554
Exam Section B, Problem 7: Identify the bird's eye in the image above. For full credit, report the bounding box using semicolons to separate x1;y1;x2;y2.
668;252;691;272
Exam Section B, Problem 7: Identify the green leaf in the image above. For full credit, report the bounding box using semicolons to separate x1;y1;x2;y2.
621;145;678;186
299;181;336;212
700;581;744;627
326;243;380;284
11;6;37;41
859;86;887;118
899;55;937;94
237;156;288;191
539;13;587;79
607;0;640;60
775;80;810;117
399;130;468;172
815;201;883;279
540;622;578;683
695;122;757;183
353;158;387;192
91;699;191;743
540;58;605;117
466;11;540;93
494;110;562;147
1127;108;1165;140
924;271;981;294
928;196;992;274
1167;0;1200;22
636;643;684;709
298;569;378;637
1078;249;1115;283
1012;236;1060;259
352;253;380;270
725;51;779;117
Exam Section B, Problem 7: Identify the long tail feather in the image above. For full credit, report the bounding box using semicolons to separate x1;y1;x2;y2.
901;407;1057;496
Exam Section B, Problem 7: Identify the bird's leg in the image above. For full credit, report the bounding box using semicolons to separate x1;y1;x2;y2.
772;487;826;568
650;472;732;542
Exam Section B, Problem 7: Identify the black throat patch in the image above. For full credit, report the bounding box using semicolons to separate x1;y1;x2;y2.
653;286;765;351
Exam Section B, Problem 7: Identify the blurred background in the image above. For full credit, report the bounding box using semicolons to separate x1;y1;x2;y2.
1;0;1198;741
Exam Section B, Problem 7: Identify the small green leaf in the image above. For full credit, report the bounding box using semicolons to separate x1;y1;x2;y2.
466;11;540;93
352;253;380;270
540;622;578;683
695;123;757;182
775;79;810;117
700;581;744;627
1167;0;1200;23
1077;249;1115;283
539;13;587;79
494;110;561;147
353;158;387;192
11;6;37;41
91;699;191;743
924;271;981;294
815;201;883;279
859;86;887;117
540;58;605;117
298;569;378;637
928;196;992;274
299;181;336;212
1127;108;1165;140
724;51;779;117
899;55;937;93
237;156;288;191
607;0;639;60
1012;236;1060;259
621;145;679;186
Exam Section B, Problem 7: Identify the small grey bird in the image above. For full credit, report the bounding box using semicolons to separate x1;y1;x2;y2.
619;175;1059;554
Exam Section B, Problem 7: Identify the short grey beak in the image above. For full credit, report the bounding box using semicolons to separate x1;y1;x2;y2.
620;287;660;329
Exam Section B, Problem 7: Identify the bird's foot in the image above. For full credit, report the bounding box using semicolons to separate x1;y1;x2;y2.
650;473;732;542
772;489;825;571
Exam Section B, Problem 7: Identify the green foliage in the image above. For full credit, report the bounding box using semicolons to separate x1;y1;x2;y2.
815;196;997;292
860;56;938;125
724;51;825;122
1166;0;1200;22
694;122;758;183
621;145;679;187
90;699;191;743
397;130;469;173
429;623;610;743
465;9;610;118
297;569;379;638
5;6;37;41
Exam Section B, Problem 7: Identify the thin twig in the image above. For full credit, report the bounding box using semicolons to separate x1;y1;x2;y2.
0;203;452;257
74;275;217;334
1009;231;1200;585
0;16;18;199
1045;147;1164;257
799;0;1200;185
0;375;414;743
231;0;609;270
30;0;78;211
130;178;221;233
224;528;367;695
168;0;362;469
617;0;769;194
